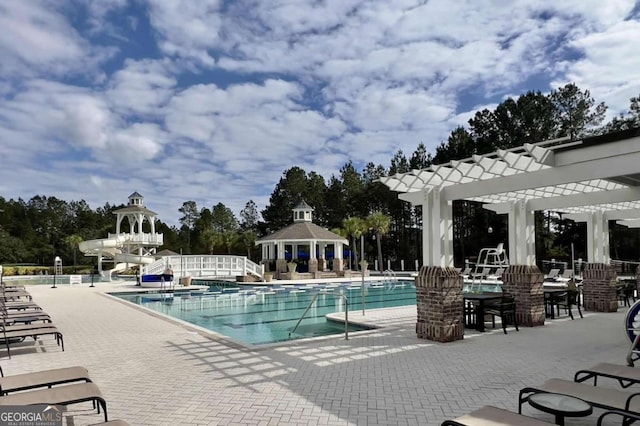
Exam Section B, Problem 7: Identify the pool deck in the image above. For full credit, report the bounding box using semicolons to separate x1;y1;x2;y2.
1;281;633;425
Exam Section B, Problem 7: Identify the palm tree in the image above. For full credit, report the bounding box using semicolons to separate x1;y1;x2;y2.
342;217;367;270
367;212;391;271
200;227;217;254
64;234;83;271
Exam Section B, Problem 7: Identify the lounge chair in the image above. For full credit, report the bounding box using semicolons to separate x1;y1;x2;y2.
575;362;640;389
0;365;91;394
519;378;640;418
0;321;64;358
597;409;640;425
545;269;560;280
0;382;108;421
441;405;552;425
2;300;42;311
3;311;52;325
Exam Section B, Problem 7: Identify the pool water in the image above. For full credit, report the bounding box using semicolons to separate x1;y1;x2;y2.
114;280;417;345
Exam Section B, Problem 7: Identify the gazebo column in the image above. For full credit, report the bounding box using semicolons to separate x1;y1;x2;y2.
261;243;272;272
275;242;287;278
318;244;326;271
308;240;318;273
414;189;462;342
566;211;617;311
333;244;343;272
487;200;544;327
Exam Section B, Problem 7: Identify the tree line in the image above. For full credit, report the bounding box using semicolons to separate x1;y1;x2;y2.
1;83;639;270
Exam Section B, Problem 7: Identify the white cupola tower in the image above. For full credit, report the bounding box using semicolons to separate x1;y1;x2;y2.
292;200;314;223
128;191;144;207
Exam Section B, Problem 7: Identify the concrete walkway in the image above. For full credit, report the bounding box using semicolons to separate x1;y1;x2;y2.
0;282;633;425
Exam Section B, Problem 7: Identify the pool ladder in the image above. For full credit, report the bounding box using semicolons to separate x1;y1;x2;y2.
289;292;349;340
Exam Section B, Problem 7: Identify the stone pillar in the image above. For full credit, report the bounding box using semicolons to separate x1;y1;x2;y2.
415;266;464;342
582;263;618;312
275;259;287;279
502;265;545;327
317;258;326;271
261;260;271;272
332;258;343;272
309;259;318;273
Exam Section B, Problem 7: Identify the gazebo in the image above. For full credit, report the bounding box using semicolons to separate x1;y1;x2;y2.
379;128;640;342
256;201;348;278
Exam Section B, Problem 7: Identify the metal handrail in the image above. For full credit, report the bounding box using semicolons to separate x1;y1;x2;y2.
289;291;349;340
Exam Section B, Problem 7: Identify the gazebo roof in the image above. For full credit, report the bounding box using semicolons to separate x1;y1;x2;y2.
257;222;348;244
113;205;158;216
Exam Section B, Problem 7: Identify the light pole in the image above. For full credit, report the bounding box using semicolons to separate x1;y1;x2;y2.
360;235;368;315
52;256;61;288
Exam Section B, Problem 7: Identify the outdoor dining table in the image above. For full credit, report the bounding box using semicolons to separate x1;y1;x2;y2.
463;293;503;332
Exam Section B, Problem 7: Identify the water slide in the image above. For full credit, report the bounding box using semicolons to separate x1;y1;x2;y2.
79;237;156;279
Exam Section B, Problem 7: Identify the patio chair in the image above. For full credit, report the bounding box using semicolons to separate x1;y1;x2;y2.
0;365;91;394
484;294;518;334
441;405;553;425
0;382;108;421
618;281;635;307
575;362;640;389
519;378;640;419
553;287;582;320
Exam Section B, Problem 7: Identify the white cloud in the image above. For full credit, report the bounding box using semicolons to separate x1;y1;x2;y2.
1;0;639;225
562;19;640;118
0;2;114;79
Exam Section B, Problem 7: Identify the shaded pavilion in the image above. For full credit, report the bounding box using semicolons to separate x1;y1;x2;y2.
256;201;348;278
379;128;640;342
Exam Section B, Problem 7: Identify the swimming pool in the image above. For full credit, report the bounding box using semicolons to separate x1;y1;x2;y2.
113;280;417;345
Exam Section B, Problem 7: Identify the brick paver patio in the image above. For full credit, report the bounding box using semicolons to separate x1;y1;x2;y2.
0;281;633;425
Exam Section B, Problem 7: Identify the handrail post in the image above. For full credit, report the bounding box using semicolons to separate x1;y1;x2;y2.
290;292;350;341
343;295;349;340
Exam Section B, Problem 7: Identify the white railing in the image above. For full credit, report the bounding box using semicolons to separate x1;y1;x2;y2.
108;232;164;246
142;255;264;279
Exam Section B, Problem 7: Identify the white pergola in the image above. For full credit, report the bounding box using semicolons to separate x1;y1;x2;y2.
379;130;640;267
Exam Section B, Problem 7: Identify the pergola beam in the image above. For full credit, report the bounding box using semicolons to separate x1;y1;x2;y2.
483;187;640;213
442;150;640;201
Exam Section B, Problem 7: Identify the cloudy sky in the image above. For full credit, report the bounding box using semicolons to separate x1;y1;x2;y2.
1;1;639;226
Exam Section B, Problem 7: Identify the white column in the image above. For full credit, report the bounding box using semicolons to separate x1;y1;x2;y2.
309;240;316;260
501;200;536;265
586;211;609;263
422;188;454;267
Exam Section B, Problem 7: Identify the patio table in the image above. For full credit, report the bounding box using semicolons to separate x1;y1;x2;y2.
463;293;502;332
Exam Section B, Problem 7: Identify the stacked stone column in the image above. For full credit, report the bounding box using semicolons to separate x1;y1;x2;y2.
501;265;545;327
415;266;464;342
582;263;618;312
